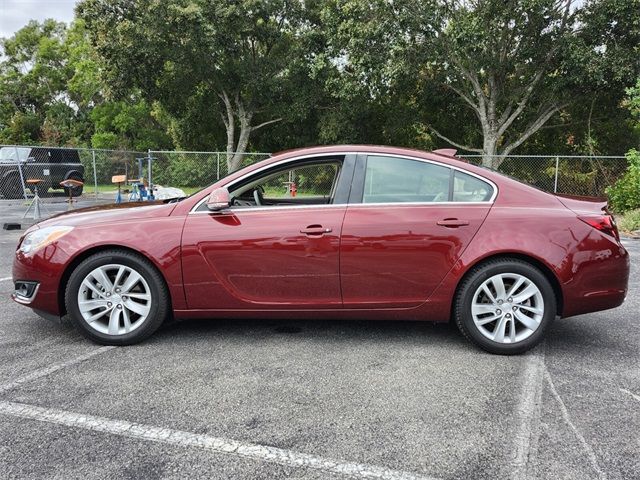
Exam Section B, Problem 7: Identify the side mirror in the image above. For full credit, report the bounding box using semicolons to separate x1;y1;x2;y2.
206;187;231;211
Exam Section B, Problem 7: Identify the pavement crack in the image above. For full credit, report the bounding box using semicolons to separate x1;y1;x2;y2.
544;367;607;480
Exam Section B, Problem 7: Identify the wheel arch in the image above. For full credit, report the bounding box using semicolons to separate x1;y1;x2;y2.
454;252;564;317
64;169;84;180
57;244;172;317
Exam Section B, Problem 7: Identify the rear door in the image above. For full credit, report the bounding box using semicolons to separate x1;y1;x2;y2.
340;154;495;308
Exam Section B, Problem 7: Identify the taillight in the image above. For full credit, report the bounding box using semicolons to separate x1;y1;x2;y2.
578;215;620;240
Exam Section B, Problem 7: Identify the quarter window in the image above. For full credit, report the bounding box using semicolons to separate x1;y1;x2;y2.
453;171;493;202
363;155;451;203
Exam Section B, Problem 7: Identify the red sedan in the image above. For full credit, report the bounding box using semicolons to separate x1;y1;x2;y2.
11;145;629;354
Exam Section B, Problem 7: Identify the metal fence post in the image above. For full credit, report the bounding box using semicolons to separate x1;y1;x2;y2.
147;149;153;196
92;150;98;200
553;156;560;193
216;152;220;180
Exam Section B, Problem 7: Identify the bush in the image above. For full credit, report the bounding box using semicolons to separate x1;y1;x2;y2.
606;149;640;213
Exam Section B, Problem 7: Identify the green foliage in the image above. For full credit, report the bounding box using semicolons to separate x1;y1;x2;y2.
618;209;640;233
90;99;171;151
0;19;172;150
0;0;639;162
607;150;640;213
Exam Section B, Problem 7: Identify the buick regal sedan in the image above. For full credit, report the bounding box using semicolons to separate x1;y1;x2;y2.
11;145;629;354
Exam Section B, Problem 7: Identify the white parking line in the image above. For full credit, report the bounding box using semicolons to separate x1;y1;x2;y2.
544;368;606;480
620;388;640;404
0;346;115;395
0;400;438;480
0;277;12;282
510;345;546;479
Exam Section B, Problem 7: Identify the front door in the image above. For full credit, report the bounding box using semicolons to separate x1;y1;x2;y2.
340;154;495;308
181;156;355;310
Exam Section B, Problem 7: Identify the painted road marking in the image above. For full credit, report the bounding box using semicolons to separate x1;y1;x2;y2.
0;400;439;480
0;346;115;395
510;345;546;479
0;277;12;282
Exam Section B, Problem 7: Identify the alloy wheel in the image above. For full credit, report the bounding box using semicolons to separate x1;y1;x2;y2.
77;263;152;336
471;273;544;344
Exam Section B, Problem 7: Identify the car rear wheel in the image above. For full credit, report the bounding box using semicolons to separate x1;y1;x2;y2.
65;250;169;345
453;259;556;355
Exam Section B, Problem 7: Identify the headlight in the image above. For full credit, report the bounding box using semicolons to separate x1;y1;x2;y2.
20;226;74;254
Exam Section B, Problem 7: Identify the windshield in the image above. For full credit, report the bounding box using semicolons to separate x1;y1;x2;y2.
0;147;30;163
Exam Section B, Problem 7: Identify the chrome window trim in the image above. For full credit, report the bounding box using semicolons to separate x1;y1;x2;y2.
189;151;497;214
188;201;493;215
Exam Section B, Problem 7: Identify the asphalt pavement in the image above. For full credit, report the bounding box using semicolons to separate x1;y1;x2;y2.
0;201;638;480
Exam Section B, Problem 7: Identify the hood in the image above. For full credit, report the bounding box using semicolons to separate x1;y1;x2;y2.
35;200;177;228
554;193;608;215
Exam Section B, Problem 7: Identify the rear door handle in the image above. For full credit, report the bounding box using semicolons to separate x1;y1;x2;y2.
300;225;332;235
437;218;470;228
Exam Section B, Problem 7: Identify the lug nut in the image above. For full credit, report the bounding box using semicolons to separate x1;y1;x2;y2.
507;297;513;302
496;309;502;315
512;306;517;311
107;302;112;307
497;299;503;305
506;313;512;318
106;292;111;297
122;296;128;301
115;288;121;293
117;304;122;309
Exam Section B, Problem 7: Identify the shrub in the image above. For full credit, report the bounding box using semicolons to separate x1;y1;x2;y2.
618;209;640;233
606;149;640;213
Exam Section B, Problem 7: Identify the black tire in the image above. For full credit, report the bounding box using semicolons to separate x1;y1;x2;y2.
63;173;84;197
65;250;169;345
1;173;24;199
453;258;556;355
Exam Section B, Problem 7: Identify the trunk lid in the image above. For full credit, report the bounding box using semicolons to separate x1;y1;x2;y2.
554;193;608;215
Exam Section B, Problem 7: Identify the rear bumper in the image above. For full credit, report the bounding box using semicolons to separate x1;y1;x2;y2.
561;241;630;318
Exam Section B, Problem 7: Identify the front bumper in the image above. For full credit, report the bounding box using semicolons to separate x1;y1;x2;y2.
12;243;70;317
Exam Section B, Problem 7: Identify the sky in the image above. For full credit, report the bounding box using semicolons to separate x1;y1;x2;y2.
0;0;78;39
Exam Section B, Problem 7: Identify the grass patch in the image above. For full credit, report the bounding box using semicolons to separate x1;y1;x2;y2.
617;209;640;234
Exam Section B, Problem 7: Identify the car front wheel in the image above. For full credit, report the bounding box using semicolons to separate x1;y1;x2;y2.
65;250;169;345
453;259;556;355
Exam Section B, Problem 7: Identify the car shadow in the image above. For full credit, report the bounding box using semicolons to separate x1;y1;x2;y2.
153;317;475;352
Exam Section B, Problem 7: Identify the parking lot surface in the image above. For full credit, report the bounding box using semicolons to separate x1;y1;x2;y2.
1;201;639;480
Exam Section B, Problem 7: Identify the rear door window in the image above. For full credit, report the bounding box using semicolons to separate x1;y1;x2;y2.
363;155;451;203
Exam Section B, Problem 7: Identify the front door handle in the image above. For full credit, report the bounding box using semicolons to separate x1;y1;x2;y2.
437;218;470;228
300;225;332;235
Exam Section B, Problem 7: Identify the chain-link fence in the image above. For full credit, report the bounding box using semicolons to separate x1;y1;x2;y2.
461;155;629;197
0;145;270;205
149;150;271;194
0;145;630;208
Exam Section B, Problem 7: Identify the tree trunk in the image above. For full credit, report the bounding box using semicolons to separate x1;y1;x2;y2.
227;112;252;173
482;134;500;169
218;89;282;174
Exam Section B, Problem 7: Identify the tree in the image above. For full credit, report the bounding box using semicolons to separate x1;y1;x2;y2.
78;0;318;171
321;0;640;167
0;20;74;144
